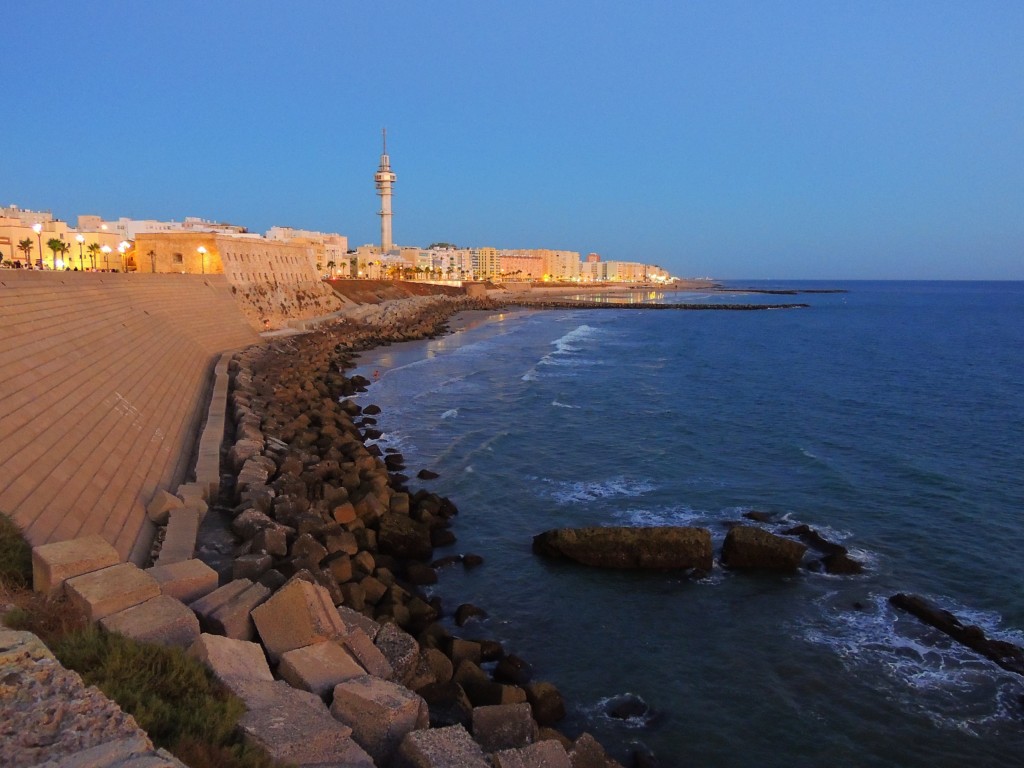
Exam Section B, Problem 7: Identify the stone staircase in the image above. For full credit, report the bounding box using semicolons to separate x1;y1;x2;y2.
0;272;259;562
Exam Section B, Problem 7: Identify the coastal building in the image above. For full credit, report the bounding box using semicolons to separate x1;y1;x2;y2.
76;215;249;240
133;231;316;286
470;247;501;280
375;129;397;252
267;226;349;277
0;205;126;269
498;252;544;281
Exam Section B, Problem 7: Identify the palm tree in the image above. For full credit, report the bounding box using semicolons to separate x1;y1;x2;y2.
18;238;34;268
86;242;101;270
58;241;72;269
46;238;65;270
326;260;336;276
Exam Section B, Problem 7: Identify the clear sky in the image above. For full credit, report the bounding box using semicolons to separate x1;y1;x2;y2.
4;1;1022;279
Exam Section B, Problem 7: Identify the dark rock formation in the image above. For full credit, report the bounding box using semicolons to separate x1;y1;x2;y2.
721;526;806;571
890;593;1024;676
532;526;713;571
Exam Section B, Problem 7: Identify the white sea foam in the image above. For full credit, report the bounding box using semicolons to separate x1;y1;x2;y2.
551;400;580;409
441;409;459;419
534;475;656;504
799;593;1024;733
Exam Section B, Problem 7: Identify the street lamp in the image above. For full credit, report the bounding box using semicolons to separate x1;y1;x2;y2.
76;234;85;270
32;223;43;269
197;246;207;275
101;244;111;271
118;241;129;272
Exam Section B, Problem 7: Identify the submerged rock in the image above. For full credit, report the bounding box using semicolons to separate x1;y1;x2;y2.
532;526;713;570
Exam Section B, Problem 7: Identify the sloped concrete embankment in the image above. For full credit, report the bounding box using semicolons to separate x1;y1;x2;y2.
0;272;260;562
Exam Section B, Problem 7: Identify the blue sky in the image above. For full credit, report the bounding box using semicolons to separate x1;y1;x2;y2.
4;1;1022;279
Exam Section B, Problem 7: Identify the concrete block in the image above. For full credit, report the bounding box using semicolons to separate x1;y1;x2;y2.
187;633;273;687
237;689;374;768
100;595;200;648
251;579;346;662
492;740;572;768
278;641;366;698
31;535;119;596
146;489;184;525
342;628;393;680
175;481;209;506
472;703;538;753
375;622;420;684
395;724;489;768
330;674;429;765
190;578;270;640
154;507;200;566
65;563;161;622
338;604;382;639
146;559;218;604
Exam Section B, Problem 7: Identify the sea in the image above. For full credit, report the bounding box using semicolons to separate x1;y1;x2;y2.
349;281;1024;768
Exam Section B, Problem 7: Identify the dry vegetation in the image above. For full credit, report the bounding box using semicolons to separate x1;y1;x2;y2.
0;512;282;768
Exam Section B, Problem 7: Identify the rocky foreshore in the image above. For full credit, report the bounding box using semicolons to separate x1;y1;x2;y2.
217;293;631;766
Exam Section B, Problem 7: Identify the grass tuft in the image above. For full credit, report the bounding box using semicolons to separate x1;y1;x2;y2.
0;512;33;589
53;626;246;750
0;519;284;768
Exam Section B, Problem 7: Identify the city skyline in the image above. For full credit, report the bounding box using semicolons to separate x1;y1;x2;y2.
3;2;1023;280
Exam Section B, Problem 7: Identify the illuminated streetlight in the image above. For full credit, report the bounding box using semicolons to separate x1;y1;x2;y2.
32;223;43;269
76;234;85;270
118;241;129;272
101;244;112;271
197;246;207;274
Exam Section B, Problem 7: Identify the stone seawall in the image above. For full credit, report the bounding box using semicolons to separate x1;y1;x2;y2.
0;272;260;562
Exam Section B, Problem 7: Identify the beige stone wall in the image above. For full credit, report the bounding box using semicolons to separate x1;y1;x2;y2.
134;232;346;329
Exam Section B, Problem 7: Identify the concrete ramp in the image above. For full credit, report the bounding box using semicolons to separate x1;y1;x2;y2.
0;272;260;561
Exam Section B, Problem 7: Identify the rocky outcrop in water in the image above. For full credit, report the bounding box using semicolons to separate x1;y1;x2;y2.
782;524;864;575
532;526;713;571
889;593;1024;677
721;526;807;571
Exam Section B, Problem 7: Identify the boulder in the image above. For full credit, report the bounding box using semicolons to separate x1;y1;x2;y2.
395;724;489;768
472;702;538;753
525;681;566;726
494;654;532;686
251;579;346;662
65;563;161;622
569;733;625;768
493;740;573;768
417;681;474;728
279;641;366;698
237;686;374;768
378;513;434;561
146;559;219;604
342;628;394;679
330;674;429;765
100;595;200;648
721;526;807;571
187;633;273;689
31;535;119;597
191;579;271;640
532;526;712;570
145;489;185;525
375;622;421;684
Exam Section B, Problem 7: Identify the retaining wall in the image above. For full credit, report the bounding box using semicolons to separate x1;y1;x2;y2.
0;271;260;562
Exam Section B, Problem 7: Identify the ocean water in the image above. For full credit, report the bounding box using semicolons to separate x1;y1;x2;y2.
350;281;1024;767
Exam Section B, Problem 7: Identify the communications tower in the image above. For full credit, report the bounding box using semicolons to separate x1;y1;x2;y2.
374;128;396;252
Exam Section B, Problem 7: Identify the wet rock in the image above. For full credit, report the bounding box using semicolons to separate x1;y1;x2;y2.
890;593;1024;676
454;604;488;627
532;527;713;570
525;681;566;726
721;526;806;571
494;655;533;686
417;469;440;480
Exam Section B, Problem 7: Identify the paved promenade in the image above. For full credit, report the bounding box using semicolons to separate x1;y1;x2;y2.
0;271;260;562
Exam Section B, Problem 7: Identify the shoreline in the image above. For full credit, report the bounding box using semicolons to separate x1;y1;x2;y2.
216;294;635;765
